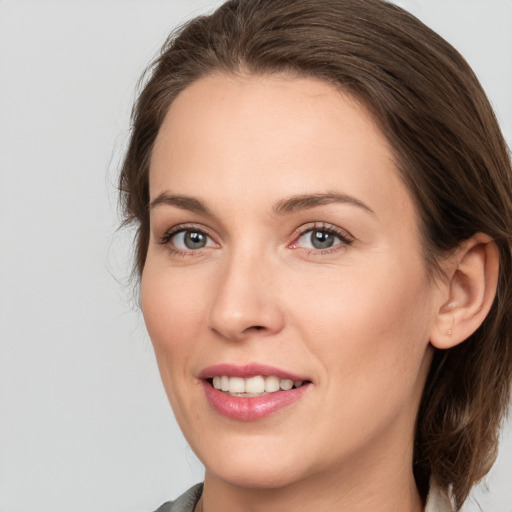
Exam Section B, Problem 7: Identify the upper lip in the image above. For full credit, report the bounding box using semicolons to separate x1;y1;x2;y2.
198;363;310;382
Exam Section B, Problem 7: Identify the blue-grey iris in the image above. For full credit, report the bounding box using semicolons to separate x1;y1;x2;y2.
311;230;335;249
184;231;207;249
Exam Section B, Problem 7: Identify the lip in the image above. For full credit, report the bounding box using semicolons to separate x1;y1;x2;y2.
201;381;310;421
199;363;312;421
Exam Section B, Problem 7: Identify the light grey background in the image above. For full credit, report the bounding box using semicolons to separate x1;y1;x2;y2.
0;1;510;511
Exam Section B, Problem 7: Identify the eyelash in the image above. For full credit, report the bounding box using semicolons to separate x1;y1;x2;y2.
157;222;354;256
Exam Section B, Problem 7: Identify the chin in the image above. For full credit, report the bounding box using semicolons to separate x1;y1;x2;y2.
197;436;314;490
206;458;309;490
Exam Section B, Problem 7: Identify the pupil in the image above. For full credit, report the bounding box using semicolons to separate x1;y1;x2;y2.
185;231;207;249
311;230;333;249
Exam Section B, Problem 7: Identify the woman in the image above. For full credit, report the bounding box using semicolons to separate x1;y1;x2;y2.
119;0;512;510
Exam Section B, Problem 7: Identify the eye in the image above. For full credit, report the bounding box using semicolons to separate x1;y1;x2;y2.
290;223;354;253
159;226;217;253
299;230;339;250
173;230;211;250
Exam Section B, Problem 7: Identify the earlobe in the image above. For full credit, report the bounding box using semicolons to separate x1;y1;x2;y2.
430;233;499;350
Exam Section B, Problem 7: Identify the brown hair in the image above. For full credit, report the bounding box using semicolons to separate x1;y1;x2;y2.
119;0;512;507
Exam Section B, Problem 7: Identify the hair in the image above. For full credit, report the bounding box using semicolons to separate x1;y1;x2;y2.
119;0;512;507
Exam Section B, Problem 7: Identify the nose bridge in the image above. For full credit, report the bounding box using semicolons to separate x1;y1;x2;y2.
208;242;284;340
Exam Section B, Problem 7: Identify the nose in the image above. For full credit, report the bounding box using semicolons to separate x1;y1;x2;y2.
207;251;285;341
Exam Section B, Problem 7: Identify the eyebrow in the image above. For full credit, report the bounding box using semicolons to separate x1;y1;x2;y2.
148;191;374;216
149;193;211;215
273;192;374;216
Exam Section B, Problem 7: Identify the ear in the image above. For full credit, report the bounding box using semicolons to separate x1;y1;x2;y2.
430;233;499;350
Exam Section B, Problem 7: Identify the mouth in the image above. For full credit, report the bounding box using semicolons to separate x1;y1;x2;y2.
208;375;309;397
199;364;312;420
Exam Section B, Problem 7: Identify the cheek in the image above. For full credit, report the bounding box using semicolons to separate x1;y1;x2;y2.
293;255;430;327
301;262;433;443
288;255;434;386
140;265;206;372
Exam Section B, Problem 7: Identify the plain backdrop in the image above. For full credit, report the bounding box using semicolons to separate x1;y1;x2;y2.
0;1;511;511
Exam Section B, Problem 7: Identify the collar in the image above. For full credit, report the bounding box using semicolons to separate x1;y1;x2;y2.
425;484;456;512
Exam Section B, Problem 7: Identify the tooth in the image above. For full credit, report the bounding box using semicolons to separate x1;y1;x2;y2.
214;375;302;394
280;379;293;391
245;376;265;394
264;376;280;392
229;377;245;393
221;376;230;392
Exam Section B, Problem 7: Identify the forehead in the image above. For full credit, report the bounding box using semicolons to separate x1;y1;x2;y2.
149;73;412;222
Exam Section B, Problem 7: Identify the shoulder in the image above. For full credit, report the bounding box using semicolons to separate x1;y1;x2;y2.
152;483;203;512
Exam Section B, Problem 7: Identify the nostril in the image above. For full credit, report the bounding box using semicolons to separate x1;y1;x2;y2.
241;325;266;335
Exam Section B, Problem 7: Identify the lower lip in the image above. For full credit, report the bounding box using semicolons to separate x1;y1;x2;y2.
201;381;310;421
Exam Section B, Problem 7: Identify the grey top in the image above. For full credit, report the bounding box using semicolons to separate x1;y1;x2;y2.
153;484;203;512
153;482;455;512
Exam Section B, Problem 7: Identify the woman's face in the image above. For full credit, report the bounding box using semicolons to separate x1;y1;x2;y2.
142;74;441;489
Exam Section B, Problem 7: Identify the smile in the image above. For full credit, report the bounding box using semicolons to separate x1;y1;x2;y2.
211;375;305;396
200;364;312;420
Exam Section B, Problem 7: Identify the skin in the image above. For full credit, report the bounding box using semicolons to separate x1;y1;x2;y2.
141;73;461;512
